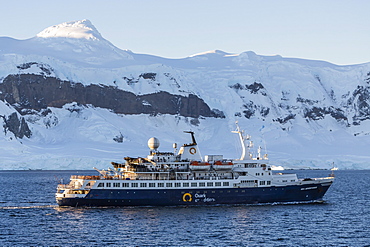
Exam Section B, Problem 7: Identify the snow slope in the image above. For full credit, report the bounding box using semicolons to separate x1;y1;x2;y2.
1;20;370;170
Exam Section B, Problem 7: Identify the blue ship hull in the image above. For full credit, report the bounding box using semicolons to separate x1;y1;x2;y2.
57;182;332;207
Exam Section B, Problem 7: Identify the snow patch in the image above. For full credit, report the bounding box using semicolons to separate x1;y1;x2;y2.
36;19;103;40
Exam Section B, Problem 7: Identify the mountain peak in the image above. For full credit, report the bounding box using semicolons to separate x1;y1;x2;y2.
36;19;103;40
189;50;233;57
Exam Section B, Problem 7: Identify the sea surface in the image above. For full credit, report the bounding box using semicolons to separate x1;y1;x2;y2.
0;169;369;247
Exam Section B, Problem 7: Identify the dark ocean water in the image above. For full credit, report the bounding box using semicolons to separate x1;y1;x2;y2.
0;169;369;247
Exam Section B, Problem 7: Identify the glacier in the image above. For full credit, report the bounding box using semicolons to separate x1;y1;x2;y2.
1;19;370;170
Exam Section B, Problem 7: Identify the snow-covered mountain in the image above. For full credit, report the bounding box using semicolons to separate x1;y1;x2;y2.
1;19;370;170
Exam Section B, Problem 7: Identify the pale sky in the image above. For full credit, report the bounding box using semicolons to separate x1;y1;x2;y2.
1;0;369;65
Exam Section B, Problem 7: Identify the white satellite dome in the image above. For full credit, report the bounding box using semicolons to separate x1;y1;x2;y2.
148;137;160;150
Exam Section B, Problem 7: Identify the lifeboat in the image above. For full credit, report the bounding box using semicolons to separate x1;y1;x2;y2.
213;161;233;170
189;161;211;170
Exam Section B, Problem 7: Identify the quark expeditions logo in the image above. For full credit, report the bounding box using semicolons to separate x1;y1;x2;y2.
182;193;215;203
182;193;192;202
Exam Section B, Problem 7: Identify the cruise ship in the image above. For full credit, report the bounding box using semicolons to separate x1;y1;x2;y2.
56;125;334;207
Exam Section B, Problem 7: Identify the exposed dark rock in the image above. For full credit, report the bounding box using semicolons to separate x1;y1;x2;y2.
328;107;347;121
17;62;53;76
17;62;38;70
122;76;139;84
164;73;180;88
303;106;325;120
281;91;290;101
365;72;370;84
242;101;270;119
113;132;124;143
140;73;156;80
229;83;244;90
243;101;256;119
260;107;270;117
0;74;223;119
274;114;296;124
348;85;370;122
2;112;31;138
211;108;225;118
246;82;265;95
303;106;348;122
296;95;319;105
190;118;200;126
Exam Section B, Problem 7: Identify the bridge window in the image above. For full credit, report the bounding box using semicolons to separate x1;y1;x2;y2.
199;182;206;187
106;183;111;187
183;183;189;187
191;182;197;187
140;183;147;187
215;182;221;186
149;183;156;187
158;183;164;187
223;182;229;186
131;183;138;187
97;183;104;187
113;183;120;187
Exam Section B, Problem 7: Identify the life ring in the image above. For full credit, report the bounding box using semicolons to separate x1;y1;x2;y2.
189;147;196;155
182;193;192;202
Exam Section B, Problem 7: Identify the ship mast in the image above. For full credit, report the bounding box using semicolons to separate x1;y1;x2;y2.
232;122;250;160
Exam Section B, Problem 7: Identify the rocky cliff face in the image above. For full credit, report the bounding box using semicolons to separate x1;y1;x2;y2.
0;73;221;118
0;73;224;138
1;112;31;139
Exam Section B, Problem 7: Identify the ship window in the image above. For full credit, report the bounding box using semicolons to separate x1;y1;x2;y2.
131;183;138;187
199;182;205;187
215;182;221;186
283;180;287;182
113;183;120;187
183;183;189;187
267;181;271;185
223;182;229;186
175;183;181;187
291;180;295;182
97;183;104;187
149;183;156;187
122;183;129;187
260;181;266;185
207;182;213;187
158;183;164;187
166;183;173;187
191;182;197;187
106;183;111;187
140;183;147;187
